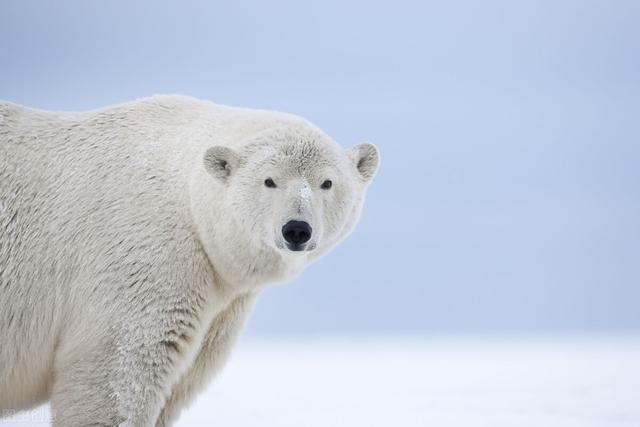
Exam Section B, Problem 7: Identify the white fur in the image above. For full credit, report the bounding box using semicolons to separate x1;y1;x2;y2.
0;95;379;426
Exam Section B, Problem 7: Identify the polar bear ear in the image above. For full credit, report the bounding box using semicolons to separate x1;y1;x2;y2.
349;143;380;182
203;146;240;181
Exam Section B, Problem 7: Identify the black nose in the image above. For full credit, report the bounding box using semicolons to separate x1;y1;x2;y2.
282;220;312;246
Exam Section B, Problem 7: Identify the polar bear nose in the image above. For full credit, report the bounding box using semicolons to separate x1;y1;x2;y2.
282;220;312;247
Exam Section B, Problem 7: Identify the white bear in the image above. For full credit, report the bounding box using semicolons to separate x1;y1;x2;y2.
0;95;379;426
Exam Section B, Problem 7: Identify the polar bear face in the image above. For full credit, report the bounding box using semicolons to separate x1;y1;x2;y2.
200;126;379;287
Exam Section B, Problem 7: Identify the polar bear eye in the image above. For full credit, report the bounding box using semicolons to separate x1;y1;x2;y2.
321;180;332;190
264;178;277;188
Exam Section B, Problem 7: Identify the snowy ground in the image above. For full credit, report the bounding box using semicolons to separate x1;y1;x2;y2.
3;334;640;426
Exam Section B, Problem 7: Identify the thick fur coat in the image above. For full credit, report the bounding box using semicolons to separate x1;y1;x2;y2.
0;96;379;426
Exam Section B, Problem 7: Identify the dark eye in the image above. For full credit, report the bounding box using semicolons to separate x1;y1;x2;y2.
264;178;277;188
321;179;332;190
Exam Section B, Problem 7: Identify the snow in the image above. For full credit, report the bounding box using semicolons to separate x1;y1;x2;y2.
299;183;312;201
2;335;640;426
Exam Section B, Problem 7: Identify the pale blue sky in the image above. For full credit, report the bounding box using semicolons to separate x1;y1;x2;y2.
1;0;639;334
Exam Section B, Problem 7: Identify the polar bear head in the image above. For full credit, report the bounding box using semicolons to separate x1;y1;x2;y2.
197;123;379;288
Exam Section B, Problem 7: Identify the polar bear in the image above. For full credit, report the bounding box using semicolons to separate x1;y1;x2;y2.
0;96;379;426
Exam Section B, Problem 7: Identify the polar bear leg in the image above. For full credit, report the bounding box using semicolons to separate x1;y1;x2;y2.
51;320;188;427
156;294;255;427
50;336;176;426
